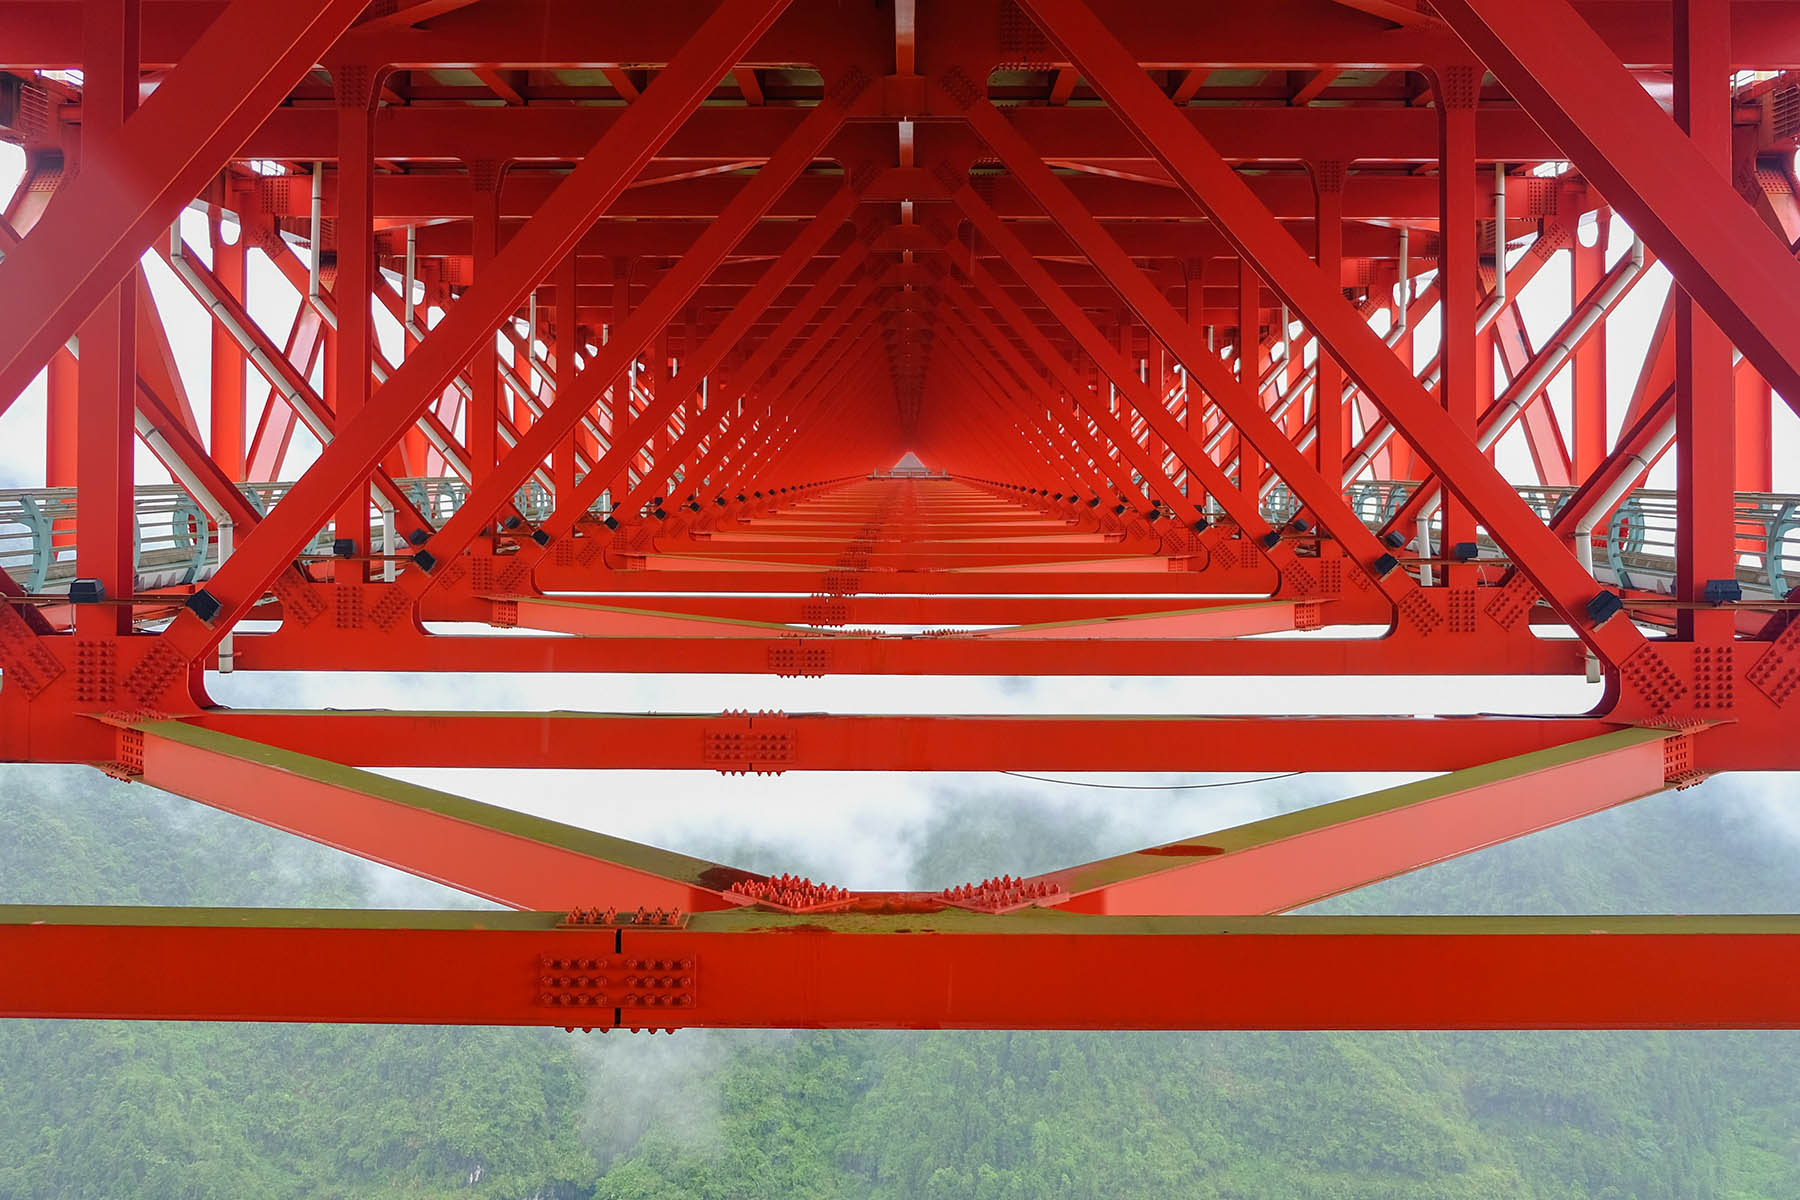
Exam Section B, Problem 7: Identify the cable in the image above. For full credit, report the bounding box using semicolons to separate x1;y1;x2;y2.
999;770;1302;791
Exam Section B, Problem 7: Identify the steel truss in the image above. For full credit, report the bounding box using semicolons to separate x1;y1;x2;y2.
1;0;1799;1030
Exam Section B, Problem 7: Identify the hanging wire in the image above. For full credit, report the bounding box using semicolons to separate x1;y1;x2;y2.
999;771;1302;791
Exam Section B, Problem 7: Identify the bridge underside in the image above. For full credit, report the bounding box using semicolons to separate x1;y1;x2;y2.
1;0;1799;1030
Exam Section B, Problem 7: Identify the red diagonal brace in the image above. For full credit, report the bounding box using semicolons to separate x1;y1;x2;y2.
1432;0;1800;416
1003;0;1648;663
156;0;794;664
929;218;1210;521
943;112;1398;584
1044;729;1676;916
122;718;746;912
558;186;863;525
678;272;890;502
932;312;1125;503
931;282;1155;510
398;94;857;582
0;0;368;410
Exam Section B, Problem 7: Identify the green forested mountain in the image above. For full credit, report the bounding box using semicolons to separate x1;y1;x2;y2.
0;765;1797;1199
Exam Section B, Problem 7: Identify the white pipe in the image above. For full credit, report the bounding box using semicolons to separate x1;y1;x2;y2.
403;225;417;324
1399;236;1651;522
1394;225;1410;337
498;358;607;463
1567;350;1741;559
1479;236;1644;454
169;223;338;450
308;162;324;305
373;491;397;582
131;409;230;526
215;519;234;671
1416;512;1435;587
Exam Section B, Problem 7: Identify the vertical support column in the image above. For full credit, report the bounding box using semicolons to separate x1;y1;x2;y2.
1735;362;1772;492
466;159;504;556
1236;256;1261;507
1146;333;1168;486
1435;65;1480;586
512;317;533;435
400;254;433;474
1674;0;1735;642
1388;295;1417;481
46;348;78;486
554;251;580;505
1571;210;1609;478
330;67;379;581
208;178;247;482
611;256;634;489
1311;161;1345;488
1114;313;1136;487
652;326;672;458
678;306;697;462
76;0;140;634
1183;258;1205;500
1475;311;1497;458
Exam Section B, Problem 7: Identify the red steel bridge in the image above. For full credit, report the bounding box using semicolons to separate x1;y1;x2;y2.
1;0;1799;1031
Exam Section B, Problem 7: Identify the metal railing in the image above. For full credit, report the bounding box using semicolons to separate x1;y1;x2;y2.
3;475;1794;599
1249;481;1800;599
0;477;580;594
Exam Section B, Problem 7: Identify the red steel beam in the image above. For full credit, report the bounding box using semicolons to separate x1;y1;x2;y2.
123;720;744;912
9;1;1794;74
3;908;1798;1029
0;0;368;411
395;91;856;588
1008;0;1649;666
158;0;797;664
1431;0;1800;415
1044;728;1675;914
183;711;1617;772
554;185;862;525
225;625;1581;676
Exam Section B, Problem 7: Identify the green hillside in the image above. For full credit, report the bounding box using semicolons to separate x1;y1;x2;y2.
0;765;1795;1199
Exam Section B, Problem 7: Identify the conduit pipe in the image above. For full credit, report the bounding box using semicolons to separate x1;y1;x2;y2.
1216;229;1412;467
169;223;338;457
1396;236;1650;524
170;224;472;536
308;162;323;308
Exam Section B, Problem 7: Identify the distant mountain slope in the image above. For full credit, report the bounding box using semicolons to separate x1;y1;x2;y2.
0;766;1794;1199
